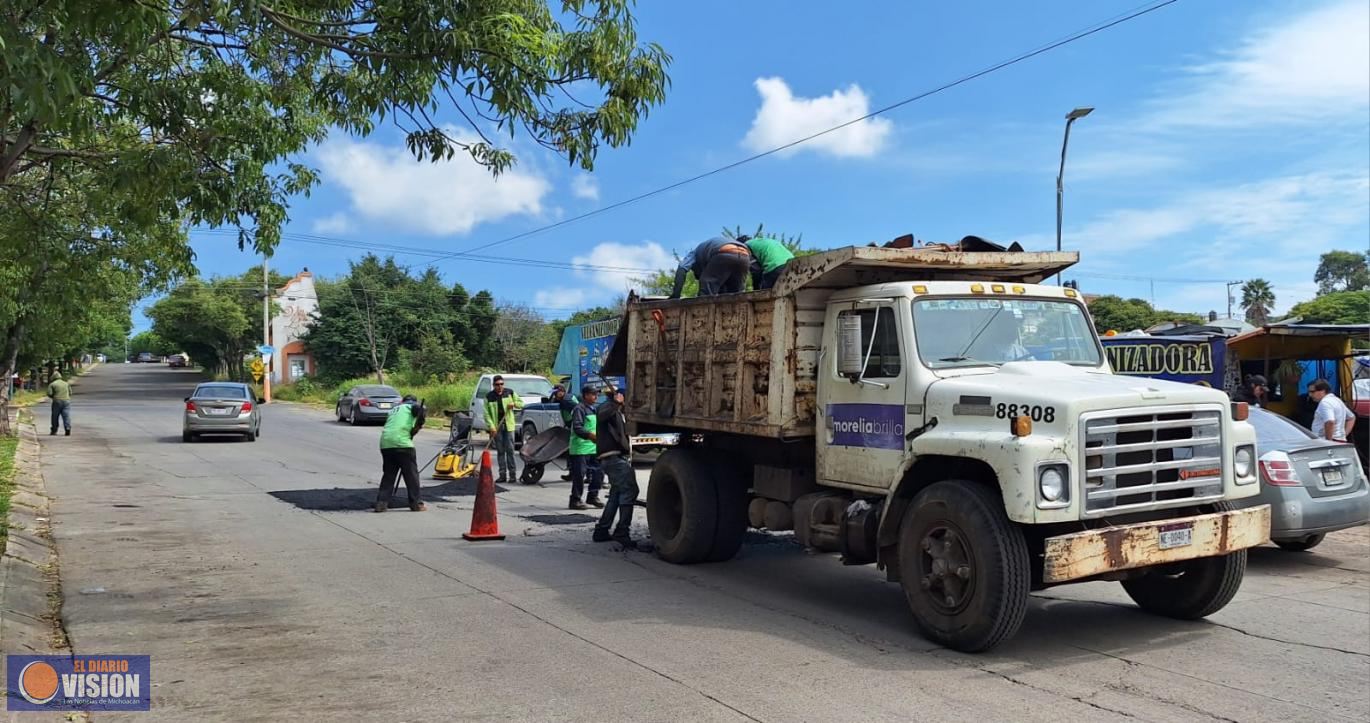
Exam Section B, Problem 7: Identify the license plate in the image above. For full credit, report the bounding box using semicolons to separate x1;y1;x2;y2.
378;403;392;409
207;408;231;416
1321;467;1343;484
1158;523;1193;550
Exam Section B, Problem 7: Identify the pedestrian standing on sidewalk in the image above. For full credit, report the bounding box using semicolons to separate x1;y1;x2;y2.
374;395;428;513
593;387;643;548
47;371;72;436
484;375;523;483
568;385;604;510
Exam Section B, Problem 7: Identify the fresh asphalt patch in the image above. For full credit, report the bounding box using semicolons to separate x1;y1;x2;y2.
268;478;508;511
519;513;599;525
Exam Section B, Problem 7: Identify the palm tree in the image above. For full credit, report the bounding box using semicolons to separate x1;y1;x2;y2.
1241;279;1275;326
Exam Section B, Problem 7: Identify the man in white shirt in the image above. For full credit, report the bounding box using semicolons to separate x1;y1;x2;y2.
1308;379;1354;442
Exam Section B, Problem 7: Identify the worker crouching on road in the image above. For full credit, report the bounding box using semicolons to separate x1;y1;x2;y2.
670;237;753;298
743;234;795;291
593;387;643;549
485;375;523;484
374;394;427;513
568;385;604;510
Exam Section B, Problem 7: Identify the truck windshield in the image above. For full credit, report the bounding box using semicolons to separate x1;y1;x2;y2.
912;298;1102;369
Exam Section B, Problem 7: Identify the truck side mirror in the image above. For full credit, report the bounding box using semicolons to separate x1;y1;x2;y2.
836;313;866;378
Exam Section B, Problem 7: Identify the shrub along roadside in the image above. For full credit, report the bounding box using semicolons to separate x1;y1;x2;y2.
1;435;18;553
271;371;553;429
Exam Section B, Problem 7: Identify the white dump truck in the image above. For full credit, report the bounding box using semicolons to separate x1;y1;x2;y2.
604;245;1271;652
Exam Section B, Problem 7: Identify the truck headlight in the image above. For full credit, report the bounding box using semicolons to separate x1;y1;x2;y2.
1037;463;1070;508
1234;445;1255;483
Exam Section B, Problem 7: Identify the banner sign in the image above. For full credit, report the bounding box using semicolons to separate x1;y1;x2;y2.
828;403;906;450
1101;336;1226;387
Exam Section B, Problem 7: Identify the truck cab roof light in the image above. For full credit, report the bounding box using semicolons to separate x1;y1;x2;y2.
970;284;985;294
1063;288;1078;298
991;284;1006;293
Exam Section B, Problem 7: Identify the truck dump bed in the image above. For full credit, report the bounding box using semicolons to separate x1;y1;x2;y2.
610;246;1077;439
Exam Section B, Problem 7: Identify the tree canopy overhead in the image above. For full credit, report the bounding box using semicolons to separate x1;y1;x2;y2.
1;0;671;253
1313;250;1370;295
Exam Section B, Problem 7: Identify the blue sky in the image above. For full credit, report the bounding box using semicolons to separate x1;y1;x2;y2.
148;0;1370;330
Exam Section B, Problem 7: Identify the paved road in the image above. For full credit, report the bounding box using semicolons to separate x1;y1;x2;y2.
36;364;1370;721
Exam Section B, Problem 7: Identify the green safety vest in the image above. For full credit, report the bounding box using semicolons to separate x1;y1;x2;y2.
570;406;598;456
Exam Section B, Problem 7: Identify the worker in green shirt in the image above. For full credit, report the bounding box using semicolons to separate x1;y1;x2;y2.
47;371;72;436
568;385;604;510
744;235;796;290
374;394;427;513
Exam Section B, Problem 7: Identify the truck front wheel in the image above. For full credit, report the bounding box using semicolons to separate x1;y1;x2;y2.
1120;550;1246;619
896;480;1031;652
649;449;735;564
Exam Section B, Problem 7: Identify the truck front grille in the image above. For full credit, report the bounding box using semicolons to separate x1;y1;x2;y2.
1082;408;1224;515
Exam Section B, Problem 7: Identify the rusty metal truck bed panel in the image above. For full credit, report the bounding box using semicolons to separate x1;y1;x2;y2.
620;246;1079;439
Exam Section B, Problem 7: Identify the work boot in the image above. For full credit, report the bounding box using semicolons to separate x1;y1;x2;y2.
49;430;56;436
569;496;588;511
592;528;613;543
586;495;605;509
373;500;388;513
612;534;639;551
410;502;427;512
64;429;70;436
496;475;508;485
561;473;573;481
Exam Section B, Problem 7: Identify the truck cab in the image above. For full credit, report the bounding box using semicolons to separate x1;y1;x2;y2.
611;245;1270;652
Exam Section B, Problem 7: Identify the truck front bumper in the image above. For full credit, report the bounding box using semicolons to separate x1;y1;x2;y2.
1042;505;1270;583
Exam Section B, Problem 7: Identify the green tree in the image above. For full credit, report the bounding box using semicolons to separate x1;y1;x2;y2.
128;330;175;357
1287;291;1370;325
2;1;671;251
1314;250;1370;295
1241;279;1276;326
1084;295;1204;333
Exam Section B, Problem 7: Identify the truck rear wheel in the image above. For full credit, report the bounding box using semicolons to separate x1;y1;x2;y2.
649;449;745;564
896;480;1030;652
1121;550;1246;619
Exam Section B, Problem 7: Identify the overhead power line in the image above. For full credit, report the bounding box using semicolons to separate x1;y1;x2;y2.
425;0;1183;260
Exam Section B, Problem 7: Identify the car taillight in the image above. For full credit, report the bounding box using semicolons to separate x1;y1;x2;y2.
240;401;253;413
359;398;371;406
1260;459;1300;486
185;401;196;412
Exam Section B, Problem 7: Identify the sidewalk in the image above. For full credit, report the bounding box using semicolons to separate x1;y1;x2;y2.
0;411;74;722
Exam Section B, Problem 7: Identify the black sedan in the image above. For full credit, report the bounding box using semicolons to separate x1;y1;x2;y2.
336;384;403;425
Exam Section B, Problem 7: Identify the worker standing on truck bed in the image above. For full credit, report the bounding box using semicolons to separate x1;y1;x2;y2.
593;387;642;548
743;234;795;290
568;386;604;510
670;236;753;298
484;375;523;484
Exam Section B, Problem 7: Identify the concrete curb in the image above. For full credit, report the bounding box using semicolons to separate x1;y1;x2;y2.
1;412;74;721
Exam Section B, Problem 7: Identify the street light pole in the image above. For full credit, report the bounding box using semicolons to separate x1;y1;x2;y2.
262;258;272;403
1056;106;1093;284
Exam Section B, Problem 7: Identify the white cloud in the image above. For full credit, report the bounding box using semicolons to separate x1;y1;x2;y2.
1145;0;1369;129
315;131;550;236
570;174;600;202
742;77;892;158
311;212;353;235
535;240;674;310
1073;170;1370;255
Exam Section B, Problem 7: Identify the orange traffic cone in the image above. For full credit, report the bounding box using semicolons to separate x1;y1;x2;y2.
463;450;505;541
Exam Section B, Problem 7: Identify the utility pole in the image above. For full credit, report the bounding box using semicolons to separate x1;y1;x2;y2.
263;258;272;403
1225;280;1243;320
1056;106;1094;285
